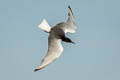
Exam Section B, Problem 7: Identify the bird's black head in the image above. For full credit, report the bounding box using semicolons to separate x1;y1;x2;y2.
65;38;75;44
62;36;75;44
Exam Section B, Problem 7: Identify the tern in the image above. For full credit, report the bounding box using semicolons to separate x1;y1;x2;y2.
34;5;76;72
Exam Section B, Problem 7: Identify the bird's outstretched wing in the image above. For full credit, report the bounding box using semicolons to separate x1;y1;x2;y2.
55;5;76;34
67;5;75;23
34;34;63;71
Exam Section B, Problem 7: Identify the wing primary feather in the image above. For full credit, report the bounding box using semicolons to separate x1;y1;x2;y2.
68;5;74;16
67;5;74;22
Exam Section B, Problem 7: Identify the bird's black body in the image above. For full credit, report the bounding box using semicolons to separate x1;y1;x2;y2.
50;25;75;44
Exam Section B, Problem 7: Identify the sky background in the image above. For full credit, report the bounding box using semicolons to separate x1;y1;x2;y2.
0;0;120;80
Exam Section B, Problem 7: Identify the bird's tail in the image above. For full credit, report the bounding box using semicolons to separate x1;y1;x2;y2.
38;19;51;33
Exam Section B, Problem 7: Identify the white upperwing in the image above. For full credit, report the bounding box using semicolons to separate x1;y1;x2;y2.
65;5;76;34
56;5;76;34
34;34;63;71
38;19;51;32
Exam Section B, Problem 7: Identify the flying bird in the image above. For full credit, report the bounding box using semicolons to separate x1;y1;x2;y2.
34;5;76;72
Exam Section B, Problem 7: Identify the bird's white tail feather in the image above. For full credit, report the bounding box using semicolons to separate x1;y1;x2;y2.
38;19;51;32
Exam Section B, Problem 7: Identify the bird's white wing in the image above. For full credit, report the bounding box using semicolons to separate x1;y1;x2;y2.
38;19;51;32
67;5;75;23
34;34;63;71
56;6;76;34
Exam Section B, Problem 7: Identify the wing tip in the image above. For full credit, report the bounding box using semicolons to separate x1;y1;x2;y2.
34;67;44;72
68;5;72;11
67;5;74;18
68;5;70;8
34;64;48;72
34;69;40;72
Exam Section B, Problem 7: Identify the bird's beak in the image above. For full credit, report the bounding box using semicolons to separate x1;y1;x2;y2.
71;41;75;44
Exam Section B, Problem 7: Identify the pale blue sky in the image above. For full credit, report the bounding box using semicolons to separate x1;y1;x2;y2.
0;0;120;80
